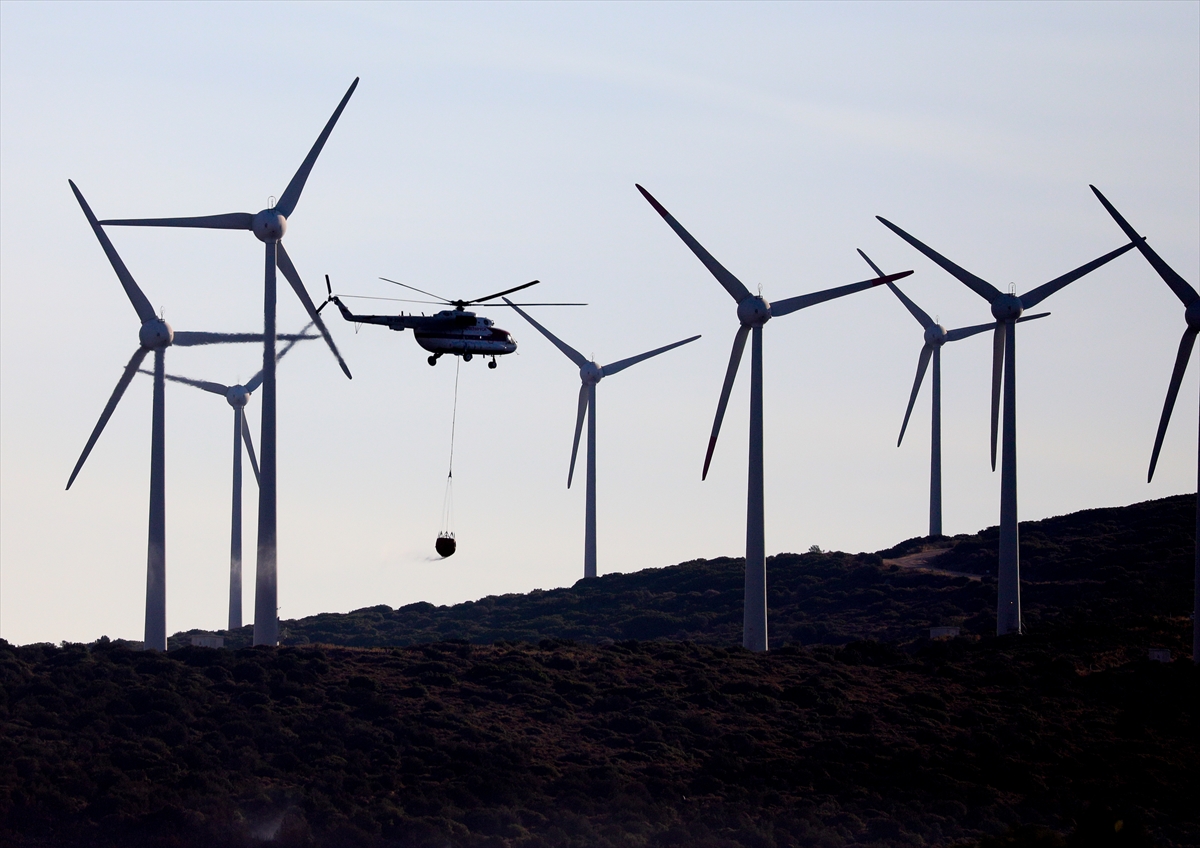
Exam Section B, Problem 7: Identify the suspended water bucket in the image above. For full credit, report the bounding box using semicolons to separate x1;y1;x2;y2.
435;532;457;558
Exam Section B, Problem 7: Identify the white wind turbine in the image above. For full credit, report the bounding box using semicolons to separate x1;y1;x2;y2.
66;181;268;651
142;325;314;632
504;299;699;579
857;249;1048;537
99;79;359;646
876;213;1133;635
1090;184;1200;664
637;185;913;652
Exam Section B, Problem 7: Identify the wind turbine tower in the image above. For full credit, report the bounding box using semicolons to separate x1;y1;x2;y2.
1091;185;1200;664
147;327;314;631
66;181;263;650
99;80;359;646
638;185;913;651
857;250;1048;537
877;214;1133;635
504;299;699;578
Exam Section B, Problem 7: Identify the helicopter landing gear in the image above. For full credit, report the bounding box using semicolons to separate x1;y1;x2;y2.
462;353;473;362
488;357;497;370
428;353;442;366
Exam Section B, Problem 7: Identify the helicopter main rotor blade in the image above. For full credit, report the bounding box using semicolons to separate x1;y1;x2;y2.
466;280;541;305
379;277;454;303
477;301;587;308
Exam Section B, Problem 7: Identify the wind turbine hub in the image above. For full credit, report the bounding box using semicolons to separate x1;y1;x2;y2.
925;324;947;345
580;362;602;384
252;209;287;243
1186;300;1200;331
991;294;1023;322
737;296;771;327
138;319;174;349
226;386;250;408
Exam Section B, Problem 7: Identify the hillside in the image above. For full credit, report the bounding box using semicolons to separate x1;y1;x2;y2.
176;494;1195;658
1;495;1196;847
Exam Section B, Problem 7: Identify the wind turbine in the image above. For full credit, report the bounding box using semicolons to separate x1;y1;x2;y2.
99;79;359;646
1090;184;1200;664
876;214;1134;635
142;325;314;632
857;249;1049;537
637;185;913;652
503;299;699;579
66;180;267;651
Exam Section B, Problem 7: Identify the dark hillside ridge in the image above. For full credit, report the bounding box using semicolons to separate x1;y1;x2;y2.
173;494;1195;660
2;494;1195;847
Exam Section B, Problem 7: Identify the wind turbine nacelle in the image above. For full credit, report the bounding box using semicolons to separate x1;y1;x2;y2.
991;294;1023;322
226;386;250;408
252;209;287;243
925;324;947;345
737;296;771;326
1187;300;1200;331
580;362;602;384
139;320;174;349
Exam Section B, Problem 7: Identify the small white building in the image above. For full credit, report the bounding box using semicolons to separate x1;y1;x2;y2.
929;626;961;640
1148;648;1171;663
190;635;225;649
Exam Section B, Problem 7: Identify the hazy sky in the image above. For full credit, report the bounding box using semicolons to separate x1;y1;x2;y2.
2;1;1197;647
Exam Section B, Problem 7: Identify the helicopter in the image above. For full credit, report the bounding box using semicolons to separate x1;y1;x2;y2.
320;277;583;368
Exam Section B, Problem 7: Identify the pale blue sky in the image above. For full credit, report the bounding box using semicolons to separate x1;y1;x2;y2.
2;1;1197;645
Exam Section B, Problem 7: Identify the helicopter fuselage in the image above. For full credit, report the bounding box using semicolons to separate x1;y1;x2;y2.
331;298;516;362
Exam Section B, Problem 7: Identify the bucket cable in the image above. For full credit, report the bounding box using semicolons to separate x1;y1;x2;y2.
440;357;461;537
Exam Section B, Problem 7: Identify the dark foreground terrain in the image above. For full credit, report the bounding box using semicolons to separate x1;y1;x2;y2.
2;496;1197;847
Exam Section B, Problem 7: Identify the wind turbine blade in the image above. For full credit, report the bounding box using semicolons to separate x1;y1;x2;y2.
69;181;157;324
66;347;149;489
466;280;540;305
990;325;1004;471
276;77;359;218
277;321;316;362
160;372;230;395
1148;328;1198;482
943;312;1049;343
636;184;753;303
1019;242;1136;308
99;212;254;230
858;249;934;328
277;243;352;379
1091;185;1199;307
502;298;588;368
173;331;266;346
769;271;911;318
241;408;261;486
601;335;701;377
567;383;590;489
877;217;1003;303
898;343;934;447
703;325;751;480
